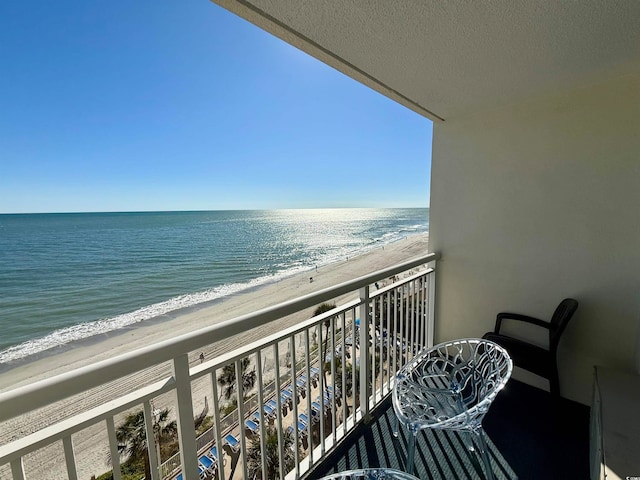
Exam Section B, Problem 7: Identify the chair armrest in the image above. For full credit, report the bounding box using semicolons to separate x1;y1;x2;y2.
494;312;550;334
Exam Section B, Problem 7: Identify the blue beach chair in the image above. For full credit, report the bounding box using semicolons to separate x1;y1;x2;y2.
297;420;308;437
311;400;324;415
263;402;276;418
299;412;312;425
281;388;294;407
199;454;216;472
285;421;307;438
296;377;307;392
245;418;260;434
252;410;261;423
225;433;240;452
209;445;221;463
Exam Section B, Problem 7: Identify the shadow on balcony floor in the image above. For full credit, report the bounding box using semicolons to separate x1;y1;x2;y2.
307;380;590;480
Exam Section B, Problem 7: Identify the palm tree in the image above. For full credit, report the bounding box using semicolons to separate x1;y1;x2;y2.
113;407;177;480
313;302;336;391
246;426;298;479
324;355;355;419
328;350;381;412
217;356;257;400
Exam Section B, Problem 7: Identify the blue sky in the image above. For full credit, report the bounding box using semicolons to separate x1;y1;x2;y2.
0;1;432;213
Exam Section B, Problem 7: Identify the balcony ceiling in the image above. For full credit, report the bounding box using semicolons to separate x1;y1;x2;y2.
213;0;640;121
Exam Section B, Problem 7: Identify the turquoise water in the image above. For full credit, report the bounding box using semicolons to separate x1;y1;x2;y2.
0;208;428;364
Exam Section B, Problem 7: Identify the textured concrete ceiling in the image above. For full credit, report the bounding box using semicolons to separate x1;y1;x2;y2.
213;0;640;121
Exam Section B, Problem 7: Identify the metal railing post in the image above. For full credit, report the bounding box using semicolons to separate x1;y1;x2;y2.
62;435;78;480
358;286;371;417
106;416;123;480
210;369;226;480
235;358;249;480
10;458;25;480
255;350;268;480
143;401;160;480
427;262;437;348
173;354;199;480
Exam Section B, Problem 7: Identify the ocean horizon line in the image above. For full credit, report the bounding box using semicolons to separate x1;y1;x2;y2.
0;206;430;216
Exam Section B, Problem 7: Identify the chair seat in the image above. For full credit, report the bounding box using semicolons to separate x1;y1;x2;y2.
482;332;552;379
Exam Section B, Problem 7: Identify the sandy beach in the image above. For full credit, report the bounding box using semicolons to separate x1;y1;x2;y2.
0;234;429;480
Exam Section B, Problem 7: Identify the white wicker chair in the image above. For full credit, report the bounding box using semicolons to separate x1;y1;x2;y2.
392;338;512;479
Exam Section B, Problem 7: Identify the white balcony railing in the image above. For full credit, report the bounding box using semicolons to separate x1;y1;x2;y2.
0;253;438;480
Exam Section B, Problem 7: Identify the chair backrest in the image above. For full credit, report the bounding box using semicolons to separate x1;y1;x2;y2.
448;340;512;410
549;298;578;351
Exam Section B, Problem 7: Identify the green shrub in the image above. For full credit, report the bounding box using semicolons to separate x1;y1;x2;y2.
95;458;144;480
197;415;213;435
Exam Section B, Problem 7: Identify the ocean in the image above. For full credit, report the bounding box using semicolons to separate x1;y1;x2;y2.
0;208;428;366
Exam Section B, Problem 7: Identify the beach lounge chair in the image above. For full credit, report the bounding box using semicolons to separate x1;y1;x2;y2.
263;401;276;418
266;399;278;416
280;391;291;409
310;366;320;379
209;446;221;464
199;454;216;473
300;411;318;425
296;376;307;391
225;433;240;452
252;411;262;423
287;420;308;438
311;400;324;415
309;406;321;422
281;388;294;406
245;418;260;434
315;395;330;412
323;389;333;402
326;384;339;394
299;412;310;425
312;409;321;422
297;420;308;437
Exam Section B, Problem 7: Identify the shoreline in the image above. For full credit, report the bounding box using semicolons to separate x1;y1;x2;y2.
0;233;429;392
0;233;429;480
0;234;423;372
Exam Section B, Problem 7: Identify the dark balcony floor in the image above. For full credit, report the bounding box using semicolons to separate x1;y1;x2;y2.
306;380;590;480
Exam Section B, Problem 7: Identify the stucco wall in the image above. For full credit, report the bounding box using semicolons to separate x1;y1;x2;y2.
429;73;640;404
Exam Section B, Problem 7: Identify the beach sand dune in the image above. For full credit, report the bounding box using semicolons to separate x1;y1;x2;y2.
0;234;429;480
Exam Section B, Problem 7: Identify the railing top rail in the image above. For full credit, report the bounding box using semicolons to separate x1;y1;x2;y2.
0;252;438;422
0;377;175;461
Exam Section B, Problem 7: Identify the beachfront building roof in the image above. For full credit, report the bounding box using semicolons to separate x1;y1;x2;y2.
212;0;640;405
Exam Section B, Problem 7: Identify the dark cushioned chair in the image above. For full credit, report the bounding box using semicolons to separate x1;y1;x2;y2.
482;298;578;398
